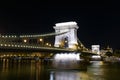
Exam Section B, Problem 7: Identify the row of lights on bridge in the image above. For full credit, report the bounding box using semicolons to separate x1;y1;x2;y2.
0;34;45;38
0;35;17;38
23;39;43;43
20;35;45;38
0;35;48;38
0;43;51;48
23;39;52;47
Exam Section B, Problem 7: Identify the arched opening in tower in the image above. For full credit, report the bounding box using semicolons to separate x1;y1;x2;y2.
60;37;68;48
64;37;68;48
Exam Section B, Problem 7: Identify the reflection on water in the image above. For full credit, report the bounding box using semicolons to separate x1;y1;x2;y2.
1;53;120;80
0;59;49;80
52;53;83;69
50;70;88;80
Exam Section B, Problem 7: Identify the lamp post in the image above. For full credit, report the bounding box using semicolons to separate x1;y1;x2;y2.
39;38;44;46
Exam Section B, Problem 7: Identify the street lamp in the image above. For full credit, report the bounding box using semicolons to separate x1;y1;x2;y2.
46;43;49;46
23;39;27;43
39;38;44;46
39;38;43;42
49;44;51;47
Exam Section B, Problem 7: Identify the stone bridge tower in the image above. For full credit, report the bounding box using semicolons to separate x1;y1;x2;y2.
53;21;79;49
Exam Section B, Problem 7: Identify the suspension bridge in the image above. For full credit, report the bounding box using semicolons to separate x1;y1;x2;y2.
0;21;96;55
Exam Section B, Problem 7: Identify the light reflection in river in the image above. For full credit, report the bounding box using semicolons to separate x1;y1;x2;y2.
50;70;88;80
52;53;82;69
1;53;120;80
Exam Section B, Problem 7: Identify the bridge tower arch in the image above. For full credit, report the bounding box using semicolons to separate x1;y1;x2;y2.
53;21;79;49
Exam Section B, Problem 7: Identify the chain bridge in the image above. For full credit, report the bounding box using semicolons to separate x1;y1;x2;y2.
0;21;96;55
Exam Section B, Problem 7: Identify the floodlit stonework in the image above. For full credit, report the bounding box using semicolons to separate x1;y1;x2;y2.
92;45;100;54
53;21;79;49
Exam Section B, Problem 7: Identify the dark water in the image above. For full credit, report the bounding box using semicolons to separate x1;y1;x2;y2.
0;59;120;80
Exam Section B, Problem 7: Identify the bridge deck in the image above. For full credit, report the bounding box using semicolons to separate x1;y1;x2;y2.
0;43;76;52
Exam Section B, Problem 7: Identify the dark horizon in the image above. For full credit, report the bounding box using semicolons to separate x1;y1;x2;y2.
0;1;120;50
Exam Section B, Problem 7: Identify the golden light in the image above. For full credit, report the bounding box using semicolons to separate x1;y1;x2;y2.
65;40;67;43
39;38;43;42
49;44;51;46
24;39;27;43
46;43;49;46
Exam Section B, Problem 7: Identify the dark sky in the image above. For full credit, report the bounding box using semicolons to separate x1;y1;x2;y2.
0;1;120;49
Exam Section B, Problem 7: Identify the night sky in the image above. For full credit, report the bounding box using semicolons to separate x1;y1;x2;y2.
0;1;120;49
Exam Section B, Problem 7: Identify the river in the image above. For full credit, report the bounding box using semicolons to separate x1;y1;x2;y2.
0;55;120;80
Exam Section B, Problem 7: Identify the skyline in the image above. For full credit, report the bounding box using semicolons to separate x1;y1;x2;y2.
0;2;120;49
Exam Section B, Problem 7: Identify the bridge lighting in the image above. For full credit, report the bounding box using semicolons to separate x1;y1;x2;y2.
39;38;43;42
2;36;4;38
55;21;77;26
54;53;80;63
4;44;7;46
49;44;51;47
8;44;10;46
36;47;39;48
15;45;17;47
3;54;6;57
92;45;100;54
65;40;67;43
0;44;3;46
20;45;23;47
18;45;20;47
5;35;8;38
46;43;49;46
92;55;101;58
76;53;80;60
23;39;27;43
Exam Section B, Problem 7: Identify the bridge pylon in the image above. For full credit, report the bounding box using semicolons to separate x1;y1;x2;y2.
53;21;79;49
